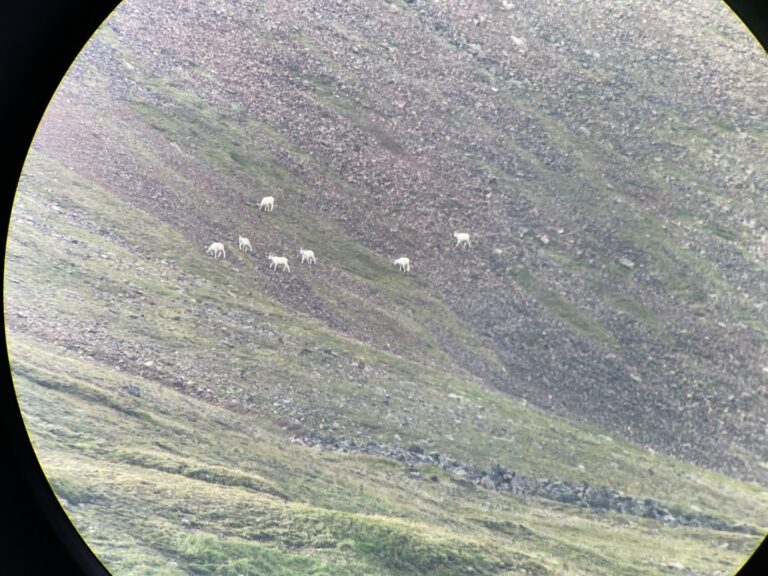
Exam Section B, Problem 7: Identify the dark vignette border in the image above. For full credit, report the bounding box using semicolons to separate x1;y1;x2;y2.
1;1;766;575
2;4;121;575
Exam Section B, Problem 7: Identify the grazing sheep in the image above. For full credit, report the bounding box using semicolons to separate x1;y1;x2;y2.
238;236;253;252
393;256;411;272
268;254;290;272
206;242;226;259
453;231;471;248
258;196;275;212
299;248;316;264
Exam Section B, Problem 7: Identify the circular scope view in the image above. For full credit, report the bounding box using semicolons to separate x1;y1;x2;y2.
5;0;767;574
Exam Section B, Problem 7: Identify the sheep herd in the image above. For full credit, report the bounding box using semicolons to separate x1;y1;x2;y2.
206;196;471;273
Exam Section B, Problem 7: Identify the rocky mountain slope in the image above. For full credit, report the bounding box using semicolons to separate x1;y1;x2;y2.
6;0;768;574
24;0;768;479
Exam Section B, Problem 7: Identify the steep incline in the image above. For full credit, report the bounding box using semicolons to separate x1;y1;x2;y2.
16;0;768;478
7;1;768;573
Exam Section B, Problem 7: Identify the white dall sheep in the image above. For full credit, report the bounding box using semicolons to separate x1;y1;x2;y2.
268;254;290;272
393;257;411;273
258;196;275;212
238;236;253;252
299;248;316;265
206;242;226;259
454;231;471;249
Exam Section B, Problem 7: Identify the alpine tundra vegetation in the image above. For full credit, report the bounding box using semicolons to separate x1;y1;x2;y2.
6;0;768;574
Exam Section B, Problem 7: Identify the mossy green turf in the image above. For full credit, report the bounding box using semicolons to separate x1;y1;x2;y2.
7;164;766;573
9;332;764;576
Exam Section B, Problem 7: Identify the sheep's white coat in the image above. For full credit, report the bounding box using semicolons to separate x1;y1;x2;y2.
268;254;290;271
258;196;275;212
453;231;471;248
206;242;226;258
238;236;252;252
393;257;411;272
299;248;316;264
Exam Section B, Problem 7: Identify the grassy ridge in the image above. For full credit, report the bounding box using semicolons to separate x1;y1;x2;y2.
10;332;763;576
